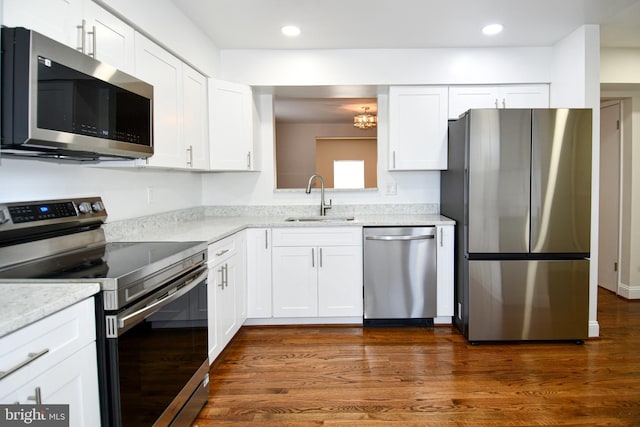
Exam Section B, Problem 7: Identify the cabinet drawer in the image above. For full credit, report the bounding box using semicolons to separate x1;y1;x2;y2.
272;227;362;247
1;343;101;426
0;298;96;394
208;234;238;264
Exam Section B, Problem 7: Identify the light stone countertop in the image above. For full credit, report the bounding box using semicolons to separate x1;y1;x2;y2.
107;213;456;243
2;205;455;337
0;282;100;338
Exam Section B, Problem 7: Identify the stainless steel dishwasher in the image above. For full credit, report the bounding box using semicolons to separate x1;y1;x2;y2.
363;226;437;325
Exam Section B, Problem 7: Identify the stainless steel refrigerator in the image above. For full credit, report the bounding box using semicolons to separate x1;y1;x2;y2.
441;109;592;342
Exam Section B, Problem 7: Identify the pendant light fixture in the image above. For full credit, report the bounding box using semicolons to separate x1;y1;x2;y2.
353;106;377;129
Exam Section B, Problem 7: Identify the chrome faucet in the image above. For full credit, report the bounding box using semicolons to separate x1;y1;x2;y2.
305;174;332;216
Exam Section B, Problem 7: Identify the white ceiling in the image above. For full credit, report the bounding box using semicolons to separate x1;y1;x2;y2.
171;0;640;50
170;0;640;123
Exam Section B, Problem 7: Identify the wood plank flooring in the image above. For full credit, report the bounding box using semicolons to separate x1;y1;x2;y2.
192;288;640;426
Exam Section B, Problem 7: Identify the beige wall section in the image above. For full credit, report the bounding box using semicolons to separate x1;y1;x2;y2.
315;138;377;189
601;49;640;84
275;122;377;188
601;46;640;299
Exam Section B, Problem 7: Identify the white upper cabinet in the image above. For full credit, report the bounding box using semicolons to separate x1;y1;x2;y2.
2;0;84;48
134;33;184;168
388;86;449;170
134;33;208;169
448;84;549;119
182;64;210;170
2;0;135;74
83;1;135;75
209;79;255;171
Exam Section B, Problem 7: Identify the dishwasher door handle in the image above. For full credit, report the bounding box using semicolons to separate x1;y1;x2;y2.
365;234;435;241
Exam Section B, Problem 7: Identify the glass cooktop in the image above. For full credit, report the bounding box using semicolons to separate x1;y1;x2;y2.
0;241;205;280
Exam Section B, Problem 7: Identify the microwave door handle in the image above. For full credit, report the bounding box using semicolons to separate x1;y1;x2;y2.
117;268;207;333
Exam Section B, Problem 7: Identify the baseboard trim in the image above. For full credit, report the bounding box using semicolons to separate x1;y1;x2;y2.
588;320;600;338
244;317;363;326
618;283;640;300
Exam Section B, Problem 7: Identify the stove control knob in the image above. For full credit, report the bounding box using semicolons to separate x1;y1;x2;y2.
91;201;105;212
78;202;92;214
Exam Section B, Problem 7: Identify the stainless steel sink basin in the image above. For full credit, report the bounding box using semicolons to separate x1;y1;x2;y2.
284;216;355;222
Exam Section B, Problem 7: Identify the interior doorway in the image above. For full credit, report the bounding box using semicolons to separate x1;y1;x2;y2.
598;101;621;293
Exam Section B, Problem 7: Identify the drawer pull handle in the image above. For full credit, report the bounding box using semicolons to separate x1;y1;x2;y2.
0;348;49;380
216;249;229;257
28;386;43;405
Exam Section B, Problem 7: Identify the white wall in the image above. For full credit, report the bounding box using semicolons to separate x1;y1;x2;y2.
0;159;202;222
219;47;552;86
551;25;601;336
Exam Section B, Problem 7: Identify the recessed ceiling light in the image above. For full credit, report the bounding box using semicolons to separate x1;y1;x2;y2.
281;25;301;37
482;24;504;36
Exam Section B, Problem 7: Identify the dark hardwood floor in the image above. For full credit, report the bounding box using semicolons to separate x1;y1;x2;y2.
193;288;640;426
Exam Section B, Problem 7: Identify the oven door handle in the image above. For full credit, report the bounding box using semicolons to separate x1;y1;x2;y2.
117;267;208;332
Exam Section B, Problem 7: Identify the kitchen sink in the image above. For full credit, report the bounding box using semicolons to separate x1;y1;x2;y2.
284;216;355;222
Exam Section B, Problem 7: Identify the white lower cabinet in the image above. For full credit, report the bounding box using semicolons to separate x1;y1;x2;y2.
207;232;247;363
272;246;319;317
436;225;455;321
246;228;272;318
0;298;100;427
316;245;363;317
271;227;363;319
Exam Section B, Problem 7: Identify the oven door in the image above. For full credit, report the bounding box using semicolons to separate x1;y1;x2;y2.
98;267;209;427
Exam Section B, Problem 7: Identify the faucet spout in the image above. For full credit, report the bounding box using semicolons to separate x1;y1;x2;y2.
305;174;332;216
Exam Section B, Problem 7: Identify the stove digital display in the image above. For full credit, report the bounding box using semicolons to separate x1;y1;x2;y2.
9;202;77;223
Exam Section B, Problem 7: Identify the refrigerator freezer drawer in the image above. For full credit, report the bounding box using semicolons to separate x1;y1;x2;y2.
468;259;589;341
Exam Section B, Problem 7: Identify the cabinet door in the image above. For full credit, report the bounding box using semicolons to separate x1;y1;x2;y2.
500;84;549;109
272;247;318;317
317;246;363;317
216;256;238;348
448;86;499;119
247;229;272;318
436;225;455;318
207;264;220;363
209;79;254;170
183;64;210;169
2;0;83;49
134;33;185;168
389;86;448;170
83;2;135;75
1;344;101;427
233;232;248;325
448;85;550;119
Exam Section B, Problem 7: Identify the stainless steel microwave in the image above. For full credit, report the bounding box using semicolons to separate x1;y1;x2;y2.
1;27;153;161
